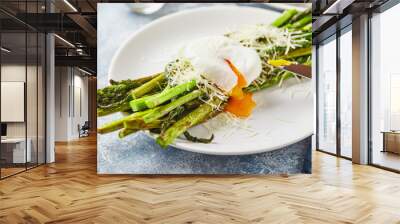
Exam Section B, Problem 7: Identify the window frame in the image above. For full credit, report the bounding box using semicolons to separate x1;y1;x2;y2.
315;23;353;160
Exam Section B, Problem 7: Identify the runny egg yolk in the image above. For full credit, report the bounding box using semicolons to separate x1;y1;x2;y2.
224;59;256;118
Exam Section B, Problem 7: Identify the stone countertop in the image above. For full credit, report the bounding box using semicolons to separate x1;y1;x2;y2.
97;3;311;174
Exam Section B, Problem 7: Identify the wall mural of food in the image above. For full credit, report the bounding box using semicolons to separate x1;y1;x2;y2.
97;3;313;174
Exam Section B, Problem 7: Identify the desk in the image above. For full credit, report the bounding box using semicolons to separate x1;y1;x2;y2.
1;138;31;163
382;131;400;154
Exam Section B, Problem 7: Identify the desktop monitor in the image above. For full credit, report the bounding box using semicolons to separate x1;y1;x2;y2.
1;123;7;137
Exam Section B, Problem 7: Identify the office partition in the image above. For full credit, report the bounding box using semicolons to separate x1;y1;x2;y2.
0;1;47;179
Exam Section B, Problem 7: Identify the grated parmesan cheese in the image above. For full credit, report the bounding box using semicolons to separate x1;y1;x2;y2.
164;58;228;110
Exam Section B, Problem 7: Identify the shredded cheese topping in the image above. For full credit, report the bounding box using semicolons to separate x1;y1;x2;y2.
226;24;309;88
226;24;308;56
164;58;228;110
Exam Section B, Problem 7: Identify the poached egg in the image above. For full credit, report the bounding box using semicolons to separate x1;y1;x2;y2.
181;36;262;117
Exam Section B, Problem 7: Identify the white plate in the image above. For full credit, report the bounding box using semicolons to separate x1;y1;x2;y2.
109;6;313;155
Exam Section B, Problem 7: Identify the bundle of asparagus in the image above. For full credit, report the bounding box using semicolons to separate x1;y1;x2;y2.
98;8;312;148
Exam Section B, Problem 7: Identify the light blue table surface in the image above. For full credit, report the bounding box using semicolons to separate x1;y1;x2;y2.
97;3;311;174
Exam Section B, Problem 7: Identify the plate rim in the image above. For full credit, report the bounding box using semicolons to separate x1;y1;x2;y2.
145;132;313;155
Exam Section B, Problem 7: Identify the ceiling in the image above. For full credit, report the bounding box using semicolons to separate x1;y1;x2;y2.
312;0;391;44
0;0;99;74
7;0;389;73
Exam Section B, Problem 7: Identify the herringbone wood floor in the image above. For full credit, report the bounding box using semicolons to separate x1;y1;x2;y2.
1;136;400;224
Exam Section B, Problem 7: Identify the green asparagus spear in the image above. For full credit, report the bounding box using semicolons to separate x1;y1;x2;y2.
97;109;154;134
184;99;203;110
282;47;312;59
288;7;311;25
183;131;214;144
302;23;312;32
98;73;165;116
129;93;160;112
123;119;161;130
245;69;294;93
291;15;312;29
131;73;166;99
245;79;279;93
109;74;157;86
99;74;160;108
118;128;137;138
97;84;132;108
144;80;197;109
143;90;202;124
119;119;161;138
272;9;297;28
97;101;131;117
156;98;221;148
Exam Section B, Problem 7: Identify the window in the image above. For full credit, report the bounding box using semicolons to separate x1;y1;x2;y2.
318;35;337;154
339;27;352;158
370;2;400;171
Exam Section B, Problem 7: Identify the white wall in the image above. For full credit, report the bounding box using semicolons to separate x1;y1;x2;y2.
72;73;89;138
54;67;89;141
1;65;26;140
1;82;25;122
55;67;69;141
1;63;46;164
1;65;38;138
